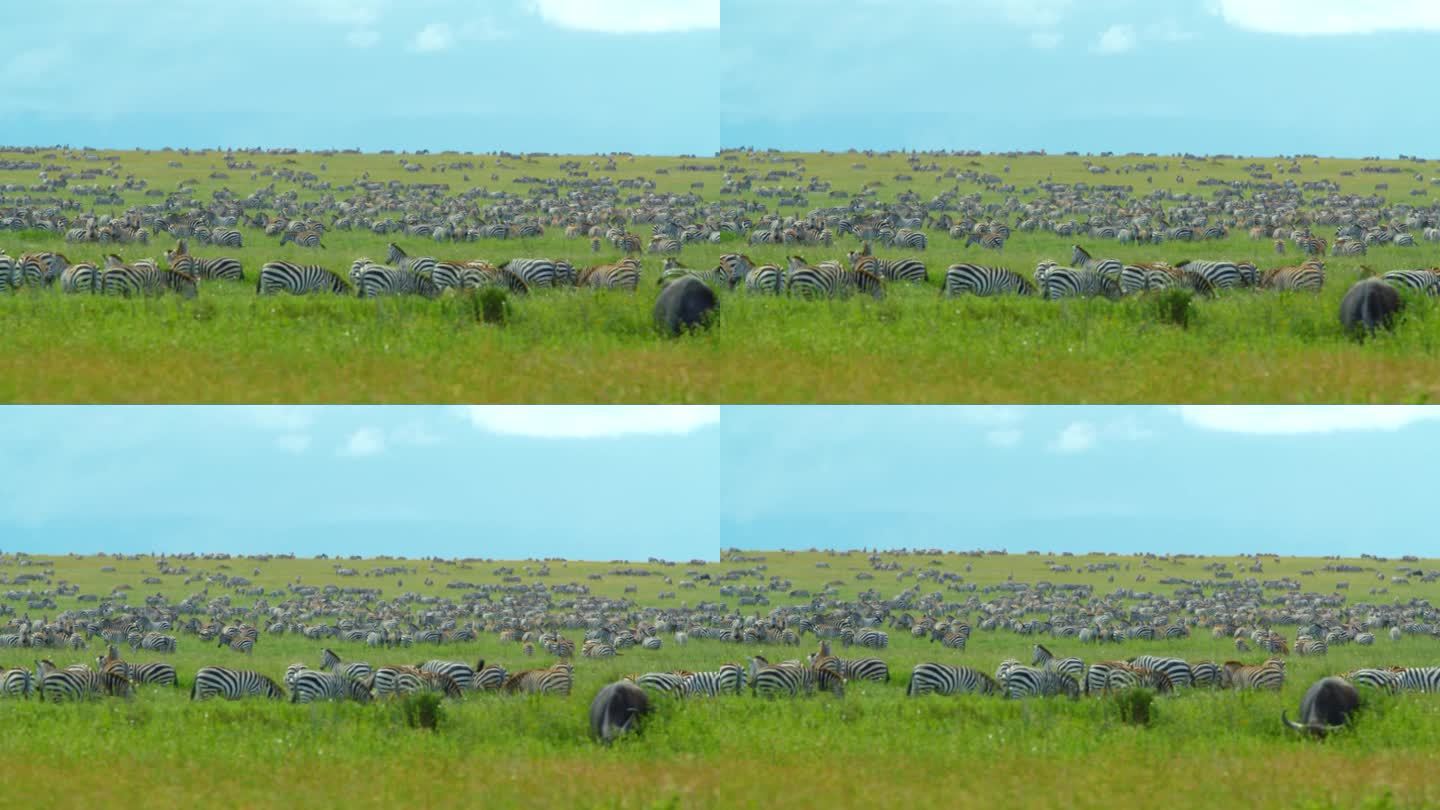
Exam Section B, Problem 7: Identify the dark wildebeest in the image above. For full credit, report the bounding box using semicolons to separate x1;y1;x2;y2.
589;680;651;744
653;276;717;337
1339;278;1403;337
1282;676;1360;738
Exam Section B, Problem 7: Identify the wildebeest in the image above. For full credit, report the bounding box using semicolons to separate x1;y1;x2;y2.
589;680;651;744
1282;676;1360;738
1339;278;1402;337
653;276;717;337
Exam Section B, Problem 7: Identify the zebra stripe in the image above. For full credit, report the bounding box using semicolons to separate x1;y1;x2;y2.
357;266;441;298
942;264;1034;297
503;662;574;696
906;663;999;697
290;669;373;703
256;262;350;295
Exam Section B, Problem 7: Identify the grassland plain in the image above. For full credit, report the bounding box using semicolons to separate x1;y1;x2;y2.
4;148;1440;402
4;549;1440;808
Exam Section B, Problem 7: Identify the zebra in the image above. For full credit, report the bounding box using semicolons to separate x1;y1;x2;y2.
219;636;254;655
129;632;177;653
648;236;682;254
786;255;884;300
18;252;68;286
60;262;101;294
1031;644;1084;679
500;258;561;289
891;228;928;250
1;667;33;698
965;231;1005;252
578;258;642;291
659;258;730;289
1172;260;1242;291
1295;637;1328;657
503;662;574;696
719;253;757;286
370;666;464;699
357;266;441;298
872;257;928;284
290;669;373;703
748;656;845;698
474;663;508;691
1219;659;1285;691
318;648;374;683
683;665;746;696
942;264;1035;297
1261;260;1325;292
583;640;618;658
744;264;785;294
210;228;243;248
0;251;15;292
906;663;1000;697
844;627;889;649
1189;661;1221;688
256;262;350;295
191;667;284;701
1070;244;1122;282
417;659;481;690
1037;263;1120;300
1002;665;1079;699
279;229;325;249
1127;656;1193;688
36;660;131;702
1347;668;1401;694
931;630;967;650
98;255;197;298
832;657;889;683
1332;238;1366;256
1395;667;1440;693
169;253;243;282
634;672;687;697
1382;269;1440;295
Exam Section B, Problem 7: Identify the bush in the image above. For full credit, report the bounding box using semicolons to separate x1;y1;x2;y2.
1152;289;1193;329
1111;688;1155;727
472;286;509;325
399;692;445;731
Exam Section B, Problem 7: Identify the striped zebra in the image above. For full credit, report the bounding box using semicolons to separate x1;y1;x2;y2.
169;252;243;282
290;669;373;703
318;648;374;683
683;664;746;696
1;667;33;698
744;263;784;294
906;663;999;697
1261;260;1325;292
942;264;1035;297
1070;245;1122;281
1219;659;1285;691
101;649;178;688
871;257;928;284
1036;262;1120;300
612;233;643;253
474;663;507;691
1032;644;1084;679
1172;259;1242;291
191;667;284;701
931;630;968;650
1127;656;1193;688
832;657;889;683
1189;661;1220;688
36;660;131;702
659;258;731;289
219;636;254;655
787;255;884;300
503;662;574;696
578;258;642;292
210;228;243;248
129;632;177;653
892;228;928;250
1332;238;1366;256
582;640;618;658
279;229;325;249
0;251;15;292
256;262;350;295
417;659;482;690
1347;668;1401;694
1295;637;1328;657
748;656;845;698
370;666;464;699
965;231;1006;252
648;236;682;254
60;261;101;294
1297;235;1327;255
634;672;687;697
1395;667;1440;693
500;258;561;289
357;266;441;298
98;255;197;298
844;627;889;649
18;252;67;286
1382;269;1440;295
1002;665;1079;699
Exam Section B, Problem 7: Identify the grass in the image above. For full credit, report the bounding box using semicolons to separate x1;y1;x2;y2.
5;549;1440;807
4;148;1440;401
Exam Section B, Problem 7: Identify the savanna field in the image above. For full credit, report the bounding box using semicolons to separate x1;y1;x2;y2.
5;549;1440;808
7;148;1440;403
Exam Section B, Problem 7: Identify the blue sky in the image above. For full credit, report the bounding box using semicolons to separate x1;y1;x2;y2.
0;406;720;560
722;406;1440;557
3;0;719;154
722;0;1438;156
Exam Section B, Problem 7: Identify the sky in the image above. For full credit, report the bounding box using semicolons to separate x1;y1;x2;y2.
9;1;1433;157
722;0;1438;157
721;406;1440;557
0;406;720;560
2;0;720;154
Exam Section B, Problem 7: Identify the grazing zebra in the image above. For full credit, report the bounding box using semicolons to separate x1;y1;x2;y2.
831;657;889;683
18;252;67;286
1032;644;1084;679
318;649;374;683
1295;637;1328;657
192;667;283;700
357;266;441;298
1128;656;1193;688
786;255;884;300
210;228;243;248
503;662;574;696
256;262;350;295
1383;269;1440;295
417;659;481;690
1172;259;1242;291
871;257;928;284
658;258;729;289
635;672;687;696
473;663;507;691
906;663;1000;697
36;661;131;702
290;669;373;703
931;630;968;650
1037;263;1120;300
370;666;464;699
279;229;325;249
1395;667;1440;693
1189;661;1221;687
578;258;642;291
1070;244;1122;281
1;667;34;698
843;627;889;649
648;235;682;254
101;255;198;298
1219;659;1285;691
641;636;662;650
744;263;785;294
892;228;928;250
612;233;643;253
1261;260;1325;292
942;264;1035;297
219;636;254;655
1347;668;1401;694
1332;238;1366;256
683;664;746;696
60;261;101;294
718;253;758;286
748;656;845;698
965;231;1006;251
500;258;561;289
582;640;618;658
1002;665;1079;699
169;252;244;282
129;632;177;653
0;251;15;292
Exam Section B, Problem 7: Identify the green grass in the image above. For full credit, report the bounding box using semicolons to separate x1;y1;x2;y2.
5;148;1440;402
5;549;1440;807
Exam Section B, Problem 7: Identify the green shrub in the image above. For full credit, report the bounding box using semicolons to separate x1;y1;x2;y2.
474;286;509;325
1111;688;1156;727
399;692;445;731
1152;289;1193;329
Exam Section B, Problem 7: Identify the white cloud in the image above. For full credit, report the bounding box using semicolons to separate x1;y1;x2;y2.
1210;0;1440;35
986;428;1023;447
527;0;718;34
341;428;385;457
1029;30;1063;48
461;406;719;439
275;434;312;454
1178;406;1440;435
1094;24;1136;54
346;29;380;47
411;22;456;52
1050;422;1098;453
